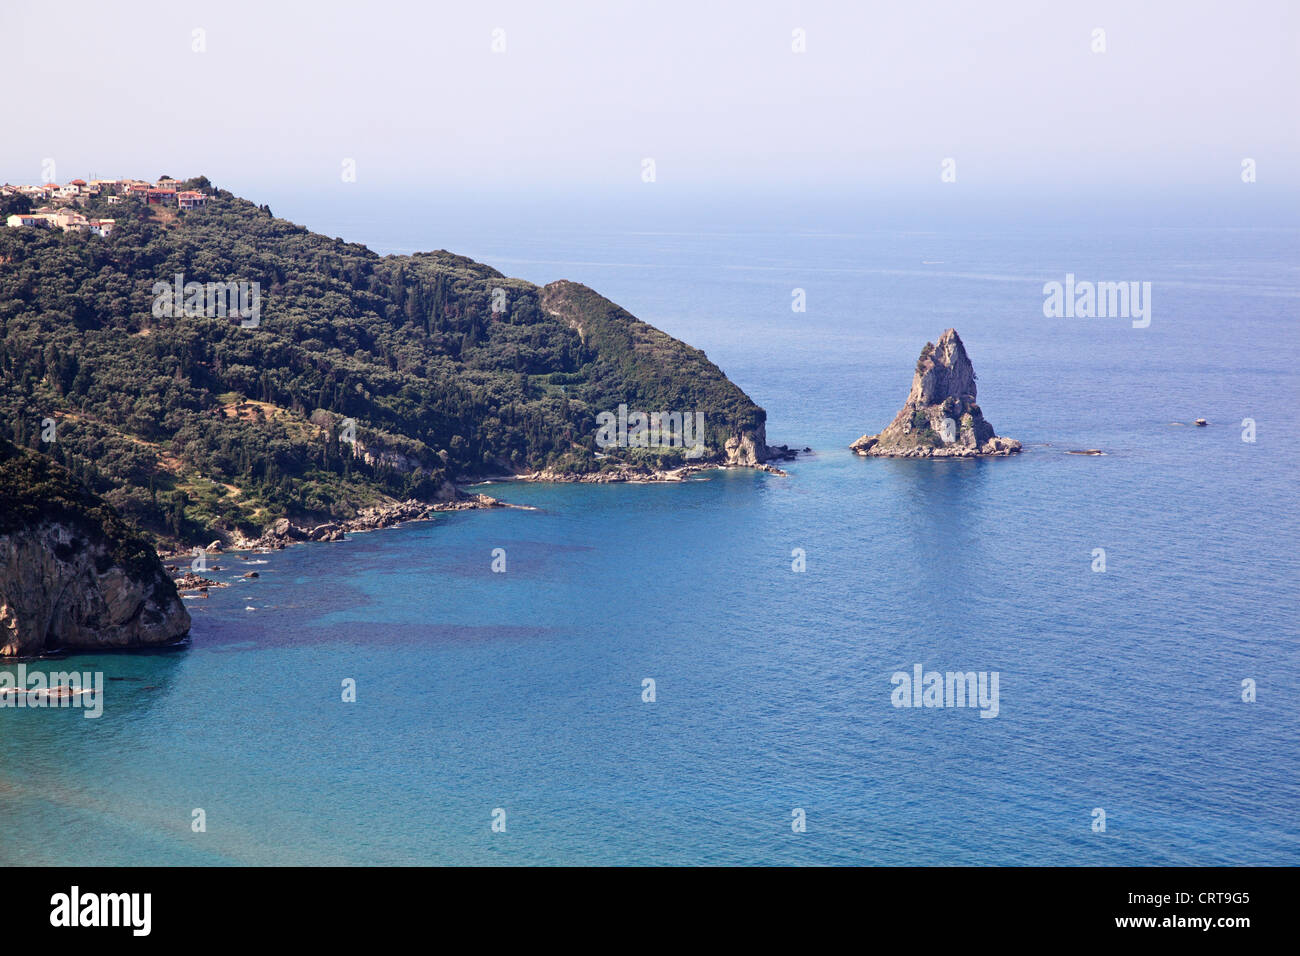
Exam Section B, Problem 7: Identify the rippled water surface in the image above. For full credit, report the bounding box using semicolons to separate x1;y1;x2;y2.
3;206;1296;865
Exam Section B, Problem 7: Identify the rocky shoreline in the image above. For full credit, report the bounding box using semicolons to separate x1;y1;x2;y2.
487;442;805;485
158;453;805;592
850;435;1021;458
231;492;511;551
510;459;794;484
159;493;512;591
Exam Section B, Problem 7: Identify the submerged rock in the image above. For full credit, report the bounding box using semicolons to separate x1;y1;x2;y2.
850;329;1021;458
174;572;224;591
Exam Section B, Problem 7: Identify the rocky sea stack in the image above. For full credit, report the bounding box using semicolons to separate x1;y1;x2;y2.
0;438;190;657
851;329;1021;458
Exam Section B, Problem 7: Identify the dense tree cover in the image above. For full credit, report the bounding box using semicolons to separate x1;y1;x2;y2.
0;194;33;218
0;187;766;548
0;435;166;583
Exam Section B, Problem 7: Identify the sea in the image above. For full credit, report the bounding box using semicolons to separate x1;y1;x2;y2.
2;189;1297;865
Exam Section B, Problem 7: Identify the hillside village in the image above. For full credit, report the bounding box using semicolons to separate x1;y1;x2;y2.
2;176;210;236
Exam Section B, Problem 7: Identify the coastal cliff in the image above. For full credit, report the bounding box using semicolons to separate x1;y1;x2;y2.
538;279;783;468
0;438;190;657
851;329;1021;458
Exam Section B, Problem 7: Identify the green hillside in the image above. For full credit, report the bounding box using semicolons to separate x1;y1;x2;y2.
0;182;768;548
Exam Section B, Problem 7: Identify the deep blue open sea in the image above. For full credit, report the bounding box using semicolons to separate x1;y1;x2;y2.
3;194;1297;865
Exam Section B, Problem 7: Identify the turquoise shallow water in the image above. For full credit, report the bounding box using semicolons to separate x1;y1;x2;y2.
2;204;1297;865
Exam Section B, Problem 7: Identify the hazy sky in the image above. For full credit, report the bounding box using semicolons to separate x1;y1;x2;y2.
2;0;1297;200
